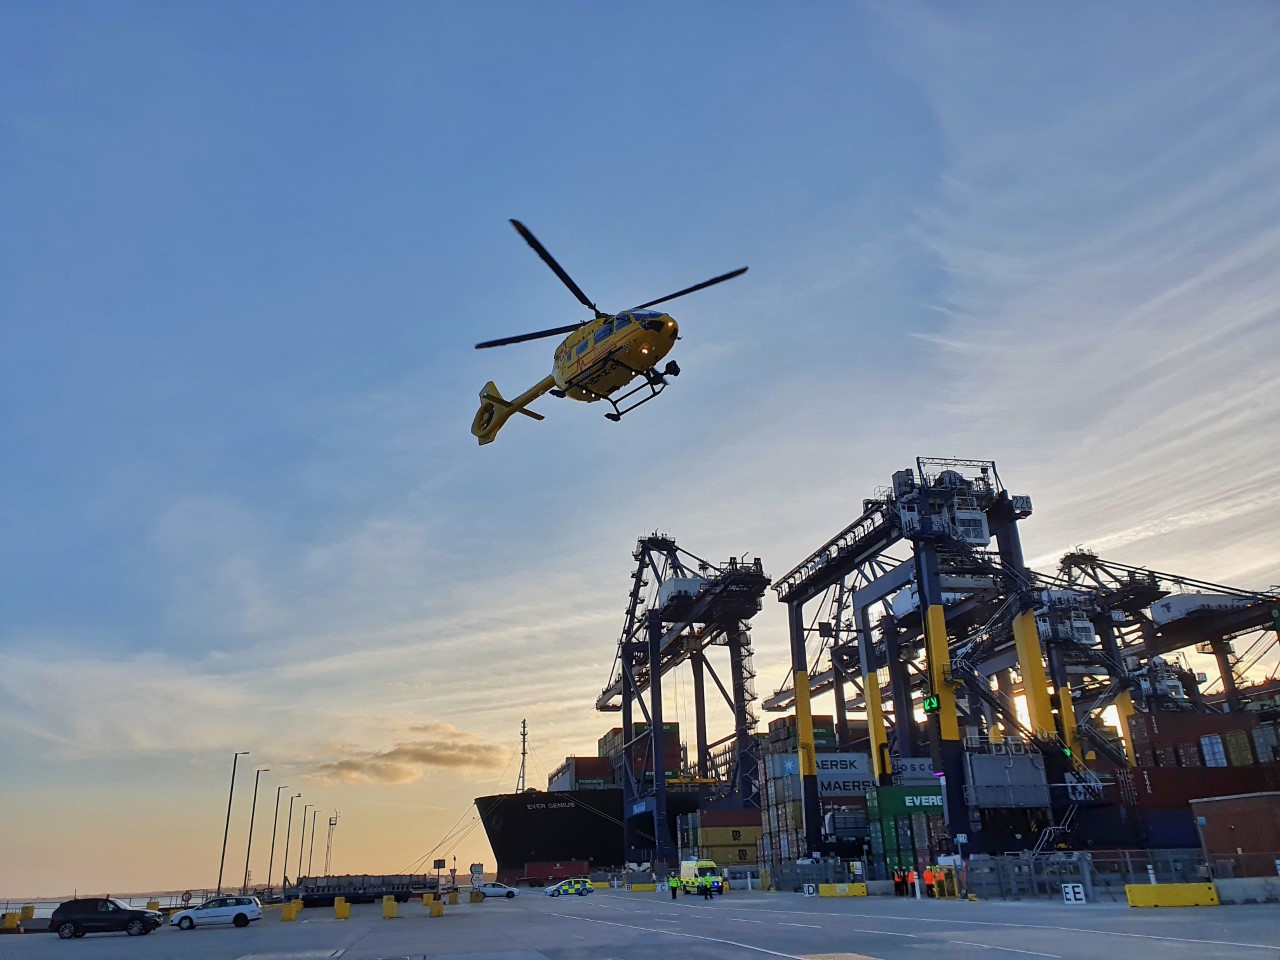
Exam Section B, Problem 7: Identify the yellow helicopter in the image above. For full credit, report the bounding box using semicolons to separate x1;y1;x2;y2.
471;220;746;445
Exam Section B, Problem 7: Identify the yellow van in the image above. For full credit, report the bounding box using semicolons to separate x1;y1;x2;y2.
679;859;723;895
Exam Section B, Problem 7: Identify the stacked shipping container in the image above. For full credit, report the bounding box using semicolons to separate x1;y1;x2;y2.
676;808;762;866
1124;711;1280;847
597;723;682;780
547;755;616;792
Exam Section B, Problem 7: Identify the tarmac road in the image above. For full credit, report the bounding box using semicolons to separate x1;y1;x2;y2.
3;890;1278;960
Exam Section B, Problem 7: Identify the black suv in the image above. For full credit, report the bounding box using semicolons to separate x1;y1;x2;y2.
48;898;163;939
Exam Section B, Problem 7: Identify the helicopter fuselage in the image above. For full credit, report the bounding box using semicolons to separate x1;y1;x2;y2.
551;309;678;401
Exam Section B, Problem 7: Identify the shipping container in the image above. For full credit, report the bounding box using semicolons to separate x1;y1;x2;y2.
1176;742;1203;767
1253;726;1279;765
1143;807;1199;848
1129;711;1261;755
1132;765;1280;809
698;844;757;865
1223;729;1256;767
700;826;761;847
522;859;589;881
698;808;763;828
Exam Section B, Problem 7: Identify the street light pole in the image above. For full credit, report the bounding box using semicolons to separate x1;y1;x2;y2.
281;792;301;893
242;767;269;894
308;808;320;875
266;784;289;900
297;804;313;881
217;751;250;895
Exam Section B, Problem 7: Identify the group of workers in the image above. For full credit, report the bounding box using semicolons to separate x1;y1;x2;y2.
667;875;717;900
892;866;944;896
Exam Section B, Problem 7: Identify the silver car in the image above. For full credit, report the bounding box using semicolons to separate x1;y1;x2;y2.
474;881;521;899
170;895;262;929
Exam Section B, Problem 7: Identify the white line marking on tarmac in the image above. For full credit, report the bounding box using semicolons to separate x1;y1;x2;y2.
780;922;821;928
749;910;1280;951
548;911;827;959
730;918;764;923
847;929;916;938
948;941;1060;958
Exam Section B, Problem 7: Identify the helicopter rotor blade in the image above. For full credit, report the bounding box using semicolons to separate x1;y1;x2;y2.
475;322;584;350
510;219;604;318
628;266;748;312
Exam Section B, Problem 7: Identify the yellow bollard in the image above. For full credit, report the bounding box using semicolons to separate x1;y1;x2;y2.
280;903;297;922
447;890;458;906
334;896;349;920
382;894;398;919
428;899;444;918
2;913;19;930
469;890;484;904
19;905;35;921
145;900;160;912
422;892;433;906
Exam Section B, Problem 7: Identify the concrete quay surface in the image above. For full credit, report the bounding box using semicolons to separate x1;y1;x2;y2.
2;889;1278;960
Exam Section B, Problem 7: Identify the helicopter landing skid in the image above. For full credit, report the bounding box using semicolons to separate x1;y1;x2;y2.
571;355;677;422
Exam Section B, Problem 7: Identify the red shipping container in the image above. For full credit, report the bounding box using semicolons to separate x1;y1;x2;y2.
523;859;589;881
698;808;763;828
1134;765;1280;809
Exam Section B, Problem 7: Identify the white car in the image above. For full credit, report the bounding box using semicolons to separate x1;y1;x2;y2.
170;895;262;929
474;881;521;899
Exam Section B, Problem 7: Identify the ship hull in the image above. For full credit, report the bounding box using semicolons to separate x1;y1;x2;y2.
476;789;698;885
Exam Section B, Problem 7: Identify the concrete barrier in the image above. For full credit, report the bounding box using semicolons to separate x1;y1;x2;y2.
1213;877;1280;905
428;900;444;918
818;882;868;897
382;895;398;919
628;883;658;891
1125;883;1219;907
2;913;19;931
334;896;350;920
280;903;298;921
447;890;458;905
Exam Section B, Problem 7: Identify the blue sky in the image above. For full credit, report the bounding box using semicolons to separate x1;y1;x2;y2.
3;2;1279;895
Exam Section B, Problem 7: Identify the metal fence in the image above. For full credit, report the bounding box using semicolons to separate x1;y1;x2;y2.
1205;851;1280;879
771;861;858;892
963;849;1210;902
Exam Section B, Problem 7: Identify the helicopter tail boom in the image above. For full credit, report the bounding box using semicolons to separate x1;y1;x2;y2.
471;375;557;445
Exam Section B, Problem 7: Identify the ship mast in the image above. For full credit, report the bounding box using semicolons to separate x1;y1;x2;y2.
515;718;527;792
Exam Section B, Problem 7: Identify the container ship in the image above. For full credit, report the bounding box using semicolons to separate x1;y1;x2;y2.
476;723;702;885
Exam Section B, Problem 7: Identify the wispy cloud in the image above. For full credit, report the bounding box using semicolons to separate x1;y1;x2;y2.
882;3;1280;590
307;720;504;784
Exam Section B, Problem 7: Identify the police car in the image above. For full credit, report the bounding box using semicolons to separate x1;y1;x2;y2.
544;878;594;897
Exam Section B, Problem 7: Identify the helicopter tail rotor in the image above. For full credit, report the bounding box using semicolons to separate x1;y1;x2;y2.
471;375;557;446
